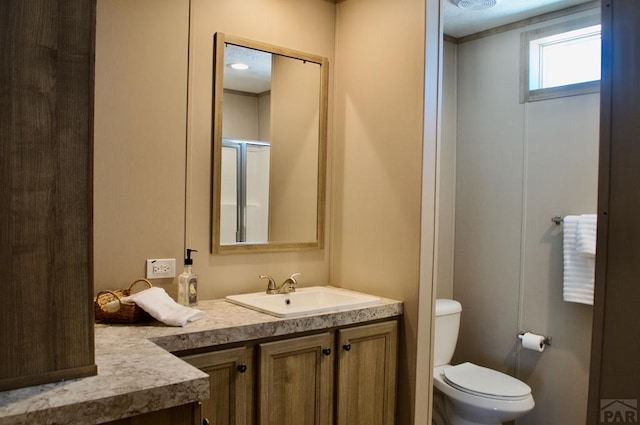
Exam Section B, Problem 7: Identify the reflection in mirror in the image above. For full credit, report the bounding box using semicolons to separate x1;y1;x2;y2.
220;139;271;244
212;33;328;254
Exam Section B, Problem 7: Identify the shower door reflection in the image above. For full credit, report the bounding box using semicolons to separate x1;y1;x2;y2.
220;139;271;243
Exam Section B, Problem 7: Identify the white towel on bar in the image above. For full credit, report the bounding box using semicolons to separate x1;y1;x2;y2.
576;214;597;257
122;287;204;326
563;215;595;305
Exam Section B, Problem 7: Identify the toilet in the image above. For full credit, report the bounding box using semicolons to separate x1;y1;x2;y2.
433;299;534;425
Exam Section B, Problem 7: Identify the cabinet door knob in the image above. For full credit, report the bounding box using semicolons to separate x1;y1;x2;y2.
237;363;247;373
322;348;331;356
343;343;351;352
203;419;210;425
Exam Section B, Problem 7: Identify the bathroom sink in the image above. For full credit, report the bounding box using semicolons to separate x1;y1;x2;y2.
226;286;381;318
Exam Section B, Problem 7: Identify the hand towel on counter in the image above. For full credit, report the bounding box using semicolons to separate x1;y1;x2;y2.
563;215;595;305
122;287;204;326
576;214;597;257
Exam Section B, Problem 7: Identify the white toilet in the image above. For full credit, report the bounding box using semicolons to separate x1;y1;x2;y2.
433;299;534;425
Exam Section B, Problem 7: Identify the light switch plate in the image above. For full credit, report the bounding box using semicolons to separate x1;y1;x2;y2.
146;258;176;279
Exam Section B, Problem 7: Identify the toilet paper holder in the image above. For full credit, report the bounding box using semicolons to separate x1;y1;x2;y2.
517;331;552;347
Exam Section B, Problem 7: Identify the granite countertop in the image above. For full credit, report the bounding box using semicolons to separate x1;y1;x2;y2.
0;288;402;425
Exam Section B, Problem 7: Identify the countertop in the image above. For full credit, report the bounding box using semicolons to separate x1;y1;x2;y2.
0;288;402;425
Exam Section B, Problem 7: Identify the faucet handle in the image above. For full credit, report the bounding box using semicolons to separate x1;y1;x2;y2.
285;273;302;293
259;275;277;294
288;273;302;285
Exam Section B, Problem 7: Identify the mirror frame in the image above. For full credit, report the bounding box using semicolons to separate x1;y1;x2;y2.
211;33;329;254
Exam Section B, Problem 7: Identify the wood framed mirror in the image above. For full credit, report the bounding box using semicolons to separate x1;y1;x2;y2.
211;33;328;254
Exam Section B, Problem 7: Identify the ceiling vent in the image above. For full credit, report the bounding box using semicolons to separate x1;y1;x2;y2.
453;0;500;10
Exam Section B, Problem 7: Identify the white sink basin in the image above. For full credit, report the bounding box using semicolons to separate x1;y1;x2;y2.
226;286;381;318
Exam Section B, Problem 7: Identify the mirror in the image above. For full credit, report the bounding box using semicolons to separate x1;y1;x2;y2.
211;33;328;254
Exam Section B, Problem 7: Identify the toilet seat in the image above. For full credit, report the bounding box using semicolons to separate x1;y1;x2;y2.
443;362;531;401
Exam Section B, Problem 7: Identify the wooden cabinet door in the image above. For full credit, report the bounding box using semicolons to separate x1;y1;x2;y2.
336;321;398;425
259;333;334;425
182;347;253;425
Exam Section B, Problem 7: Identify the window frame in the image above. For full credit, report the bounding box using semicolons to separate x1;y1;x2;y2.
520;13;601;103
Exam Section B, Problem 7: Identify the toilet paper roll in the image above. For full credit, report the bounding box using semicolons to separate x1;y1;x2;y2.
521;332;546;352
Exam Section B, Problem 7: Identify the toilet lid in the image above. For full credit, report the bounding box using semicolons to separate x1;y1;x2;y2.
443;362;531;399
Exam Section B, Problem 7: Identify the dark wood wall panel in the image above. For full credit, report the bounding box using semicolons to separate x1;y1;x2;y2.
588;0;640;422
0;0;96;390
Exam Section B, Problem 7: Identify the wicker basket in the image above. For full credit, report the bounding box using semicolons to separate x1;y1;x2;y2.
94;279;153;324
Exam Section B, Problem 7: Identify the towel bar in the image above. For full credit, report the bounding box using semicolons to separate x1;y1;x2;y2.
551;216;563;225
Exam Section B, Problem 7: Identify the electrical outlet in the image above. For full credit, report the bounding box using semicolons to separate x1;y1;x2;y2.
146;258;176;279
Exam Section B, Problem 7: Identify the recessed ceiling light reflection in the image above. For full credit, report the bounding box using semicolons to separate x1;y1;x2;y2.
228;63;250;70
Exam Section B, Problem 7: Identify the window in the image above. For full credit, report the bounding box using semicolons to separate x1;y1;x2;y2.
521;14;601;102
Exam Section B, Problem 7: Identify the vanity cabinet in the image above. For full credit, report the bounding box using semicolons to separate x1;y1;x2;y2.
182;347;254;425
259;333;334;425
181;319;398;425
336;321;398;425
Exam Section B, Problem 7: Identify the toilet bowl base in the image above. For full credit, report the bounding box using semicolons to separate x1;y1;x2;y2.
444;398;503;425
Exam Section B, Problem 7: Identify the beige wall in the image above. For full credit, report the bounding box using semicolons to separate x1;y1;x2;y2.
332;0;426;424
258;92;270;141
223;91;262;140
435;40;458;300
452;29;525;375
269;55;319;242
449;11;598;424
94;0;189;296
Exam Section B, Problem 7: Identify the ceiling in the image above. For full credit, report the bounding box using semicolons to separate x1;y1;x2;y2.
224;44;272;94
443;0;597;38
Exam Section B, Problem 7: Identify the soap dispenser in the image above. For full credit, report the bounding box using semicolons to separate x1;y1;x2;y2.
178;249;199;306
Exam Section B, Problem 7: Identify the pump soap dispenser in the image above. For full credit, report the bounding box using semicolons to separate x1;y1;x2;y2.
178;249;199;306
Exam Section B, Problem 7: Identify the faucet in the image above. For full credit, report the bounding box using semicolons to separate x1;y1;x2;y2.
260;273;302;294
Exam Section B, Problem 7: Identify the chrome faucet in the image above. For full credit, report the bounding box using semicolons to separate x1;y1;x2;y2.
260;273;302;294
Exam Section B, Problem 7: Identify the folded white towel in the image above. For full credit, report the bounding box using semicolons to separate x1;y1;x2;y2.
122;287;204;326
563;215;595;305
576;214;597;257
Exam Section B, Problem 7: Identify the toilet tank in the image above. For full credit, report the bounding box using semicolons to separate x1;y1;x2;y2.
434;299;462;367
